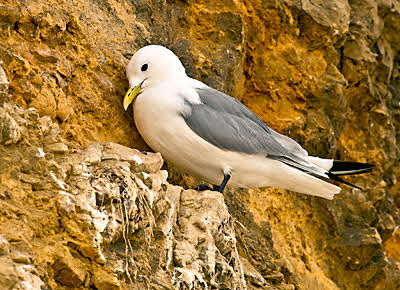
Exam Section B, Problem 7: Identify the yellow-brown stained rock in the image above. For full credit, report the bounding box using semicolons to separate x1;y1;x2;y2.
0;0;399;289
91;266;121;290
53;250;87;287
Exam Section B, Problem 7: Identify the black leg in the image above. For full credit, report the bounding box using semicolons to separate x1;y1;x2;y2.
215;174;231;193
196;174;231;193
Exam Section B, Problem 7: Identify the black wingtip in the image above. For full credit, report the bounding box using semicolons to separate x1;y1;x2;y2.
330;161;375;176
327;172;363;190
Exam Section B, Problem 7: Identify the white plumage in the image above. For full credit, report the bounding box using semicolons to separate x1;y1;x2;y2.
123;45;373;200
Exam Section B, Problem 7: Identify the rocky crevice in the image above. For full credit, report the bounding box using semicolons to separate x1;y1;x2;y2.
0;0;399;289
0;101;270;289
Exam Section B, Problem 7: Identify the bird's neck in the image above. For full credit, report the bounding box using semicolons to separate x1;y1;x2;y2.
143;74;189;90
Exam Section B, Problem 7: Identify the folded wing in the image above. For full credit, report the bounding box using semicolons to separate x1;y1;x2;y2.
182;86;328;178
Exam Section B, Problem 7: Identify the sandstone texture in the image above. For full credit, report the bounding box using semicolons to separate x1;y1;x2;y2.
0;0;399;289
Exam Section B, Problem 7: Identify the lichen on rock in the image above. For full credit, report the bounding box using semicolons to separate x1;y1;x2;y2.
0;101;255;289
0;0;399;289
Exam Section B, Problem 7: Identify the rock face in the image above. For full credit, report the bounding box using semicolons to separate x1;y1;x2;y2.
0;0;399;289
0;103;249;289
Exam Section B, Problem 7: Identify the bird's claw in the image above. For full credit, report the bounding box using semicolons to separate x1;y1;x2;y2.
195;184;213;191
212;185;220;191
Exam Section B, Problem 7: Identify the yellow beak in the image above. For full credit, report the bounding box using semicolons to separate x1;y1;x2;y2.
123;84;142;111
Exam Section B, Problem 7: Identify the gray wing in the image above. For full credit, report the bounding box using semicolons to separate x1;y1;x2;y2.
183;87;326;176
195;87;308;158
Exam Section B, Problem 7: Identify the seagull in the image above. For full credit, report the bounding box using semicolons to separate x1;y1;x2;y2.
123;45;374;200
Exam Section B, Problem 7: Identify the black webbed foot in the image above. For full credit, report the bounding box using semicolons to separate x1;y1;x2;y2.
212;185;221;191
195;184;213;191
195;174;232;193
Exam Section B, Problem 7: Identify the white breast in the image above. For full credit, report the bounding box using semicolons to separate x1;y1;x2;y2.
133;82;228;183
132;81;340;199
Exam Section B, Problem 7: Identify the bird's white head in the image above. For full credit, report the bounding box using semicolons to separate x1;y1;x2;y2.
123;45;186;111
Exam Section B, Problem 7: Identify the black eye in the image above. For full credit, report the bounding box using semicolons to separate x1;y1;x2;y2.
141;64;148;71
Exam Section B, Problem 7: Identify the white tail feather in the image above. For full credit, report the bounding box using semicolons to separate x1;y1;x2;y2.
279;164;341;199
306;156;334;171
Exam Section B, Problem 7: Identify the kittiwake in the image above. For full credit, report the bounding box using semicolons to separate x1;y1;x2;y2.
123;45;374;200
